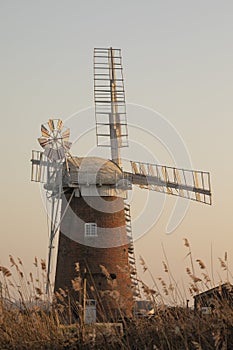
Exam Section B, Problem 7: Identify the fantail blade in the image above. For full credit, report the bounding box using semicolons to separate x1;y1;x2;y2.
41;125;50;138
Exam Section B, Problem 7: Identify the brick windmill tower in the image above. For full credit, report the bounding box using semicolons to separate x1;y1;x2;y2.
31;47;211;321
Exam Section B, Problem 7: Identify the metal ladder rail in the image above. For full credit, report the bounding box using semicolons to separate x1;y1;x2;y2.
124;202;141;299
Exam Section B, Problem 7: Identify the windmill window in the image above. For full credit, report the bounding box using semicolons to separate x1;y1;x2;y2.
85;223;97;237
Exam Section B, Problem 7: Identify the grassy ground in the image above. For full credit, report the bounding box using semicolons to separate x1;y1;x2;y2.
1;304;233;349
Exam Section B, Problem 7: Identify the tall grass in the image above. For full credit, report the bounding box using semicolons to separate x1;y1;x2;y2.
0;240;232;349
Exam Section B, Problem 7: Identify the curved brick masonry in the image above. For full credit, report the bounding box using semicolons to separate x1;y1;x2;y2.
54;194;134;321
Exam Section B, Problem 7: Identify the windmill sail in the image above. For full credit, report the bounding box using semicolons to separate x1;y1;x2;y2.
94;47;128;166
124;161;211;204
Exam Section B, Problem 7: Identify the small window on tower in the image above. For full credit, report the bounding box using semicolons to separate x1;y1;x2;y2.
85;223;97;237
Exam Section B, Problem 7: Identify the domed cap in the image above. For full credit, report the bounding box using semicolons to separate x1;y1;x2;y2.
67;156;122;185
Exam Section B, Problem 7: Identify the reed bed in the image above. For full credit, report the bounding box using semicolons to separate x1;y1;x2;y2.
0;239;232;349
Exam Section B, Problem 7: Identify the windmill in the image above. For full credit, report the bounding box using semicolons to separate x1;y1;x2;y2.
31;47;211;321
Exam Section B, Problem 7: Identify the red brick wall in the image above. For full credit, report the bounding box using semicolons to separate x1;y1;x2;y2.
54;193;134;321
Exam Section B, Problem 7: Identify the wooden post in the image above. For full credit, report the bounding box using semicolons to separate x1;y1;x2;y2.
83;268;87;323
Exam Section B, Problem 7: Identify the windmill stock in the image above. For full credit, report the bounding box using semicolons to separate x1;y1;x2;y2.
31;47;211;321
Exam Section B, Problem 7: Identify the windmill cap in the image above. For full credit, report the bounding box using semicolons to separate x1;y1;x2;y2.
67;156;122;185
